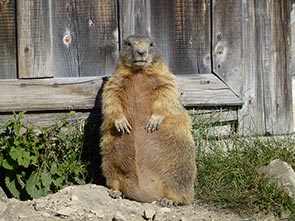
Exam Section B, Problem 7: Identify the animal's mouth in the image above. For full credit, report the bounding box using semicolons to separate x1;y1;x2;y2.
133;60;147;68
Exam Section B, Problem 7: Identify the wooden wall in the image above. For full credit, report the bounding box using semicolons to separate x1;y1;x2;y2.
211;0;293;135
0;0;293;135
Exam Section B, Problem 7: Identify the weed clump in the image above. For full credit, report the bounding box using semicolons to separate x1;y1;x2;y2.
193;113;295;217
0;112;87;200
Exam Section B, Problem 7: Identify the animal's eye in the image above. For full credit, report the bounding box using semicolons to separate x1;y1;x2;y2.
124;40;132;47
150;42;154;47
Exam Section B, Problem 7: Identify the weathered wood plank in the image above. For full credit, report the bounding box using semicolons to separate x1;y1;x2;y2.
0;112;90;128
118;0;151;42
118;0;211;74
178;74;242;107
51;0;118;77
239;0;266;135
0;0;17;79
0;109;238;133
254;0;293;135
212;0;243;95
0;74;242;113
17;0;53;78
291;3;295;77
150;0;211;74
191;109;238;124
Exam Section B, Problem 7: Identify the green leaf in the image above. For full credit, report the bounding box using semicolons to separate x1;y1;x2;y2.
30;156;38;166
52;177;63;188
50;162;57;174
25;171;45;199
41;172;52;191
2;158;16;170
13;140;20;146
16;174;26;189
9;147;31;168
5;176;21;199
0;152;3;165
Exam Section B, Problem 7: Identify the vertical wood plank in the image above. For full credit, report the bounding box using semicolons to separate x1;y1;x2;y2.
51;0;118;77
118;0;211;74
17;0;53;78
291;3;295;77
150;0;211;74
212;0;243;95
118;0;151;43
255;0;293;134
0;0;17;79
239;0;265;135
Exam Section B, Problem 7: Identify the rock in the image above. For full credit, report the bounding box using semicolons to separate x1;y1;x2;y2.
0;186;7;202
143;209;157;220
257;159;295;198
55;206;75;216
159;207;171;214
112;211;127;221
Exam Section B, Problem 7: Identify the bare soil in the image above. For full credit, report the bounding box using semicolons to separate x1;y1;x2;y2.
0;184;282;221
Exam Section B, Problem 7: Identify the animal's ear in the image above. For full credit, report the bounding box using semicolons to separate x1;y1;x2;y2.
124;39;132;47
148;36;155;47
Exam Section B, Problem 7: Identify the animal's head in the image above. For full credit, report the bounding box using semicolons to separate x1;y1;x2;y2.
120;35;162;69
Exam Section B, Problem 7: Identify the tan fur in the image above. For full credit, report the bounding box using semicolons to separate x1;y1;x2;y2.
100;35;196;205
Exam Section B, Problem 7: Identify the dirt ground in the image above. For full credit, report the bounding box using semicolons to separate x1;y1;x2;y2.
0;184;284;221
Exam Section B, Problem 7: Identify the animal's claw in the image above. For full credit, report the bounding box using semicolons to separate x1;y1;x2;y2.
145;114;165;133
114;115;132;134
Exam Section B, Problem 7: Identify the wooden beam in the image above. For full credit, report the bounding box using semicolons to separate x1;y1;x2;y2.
0;74;242;113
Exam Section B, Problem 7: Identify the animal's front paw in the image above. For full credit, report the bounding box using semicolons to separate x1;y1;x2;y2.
108;189;125;199
156;198;179;207
114;115;132;134
145;114;165;132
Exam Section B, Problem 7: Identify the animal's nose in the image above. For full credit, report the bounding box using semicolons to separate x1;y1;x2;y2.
137;50;146;56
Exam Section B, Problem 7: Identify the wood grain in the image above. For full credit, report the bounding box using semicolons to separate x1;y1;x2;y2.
118;0;211;74
51;0;118;77
118;0;151;42
17;0;53;78
255;0;293;134
0;110;238;133
0;74;242;113
0;0;17;79
239;0;265;135
212;0;243;95
150;0;211;74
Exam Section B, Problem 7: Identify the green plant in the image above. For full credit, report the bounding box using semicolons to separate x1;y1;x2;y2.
0;111;87;200
192;112;295;218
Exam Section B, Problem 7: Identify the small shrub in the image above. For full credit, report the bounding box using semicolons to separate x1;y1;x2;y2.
0;112;87;200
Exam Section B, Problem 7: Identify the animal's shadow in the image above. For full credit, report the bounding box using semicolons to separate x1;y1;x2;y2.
82;77;109;185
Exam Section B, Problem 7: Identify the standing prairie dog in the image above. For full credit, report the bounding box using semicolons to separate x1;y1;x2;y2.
100;35;196;206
